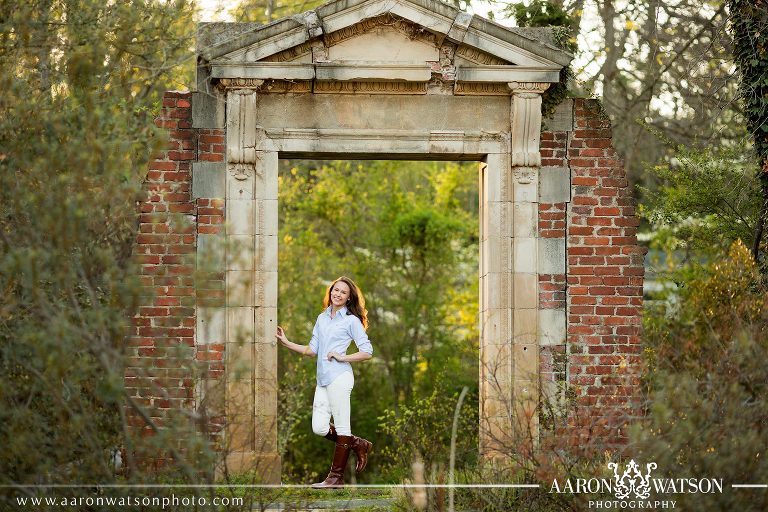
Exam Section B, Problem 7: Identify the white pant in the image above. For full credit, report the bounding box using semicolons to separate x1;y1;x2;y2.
312;371;354;437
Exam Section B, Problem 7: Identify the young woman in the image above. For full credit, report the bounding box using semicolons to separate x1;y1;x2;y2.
275;276;374;488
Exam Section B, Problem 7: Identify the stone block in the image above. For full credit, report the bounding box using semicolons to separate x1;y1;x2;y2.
538;237;566;274
227;271;255;307
483;236;512;274
192;162;226;199
256;307;278;344
217;451;281;484
513;237;537;273
513;171;539;203
486;272;512;309
227;341;254;378
194;376;225;416
486;202;513;240
227;235;255;270
539;166;570;204
513;273;537;309
192;91;225;129
227;199;255;235
227;306;255;344
254;414;279;452
513;201;537;238
254;152;279;199
513;308;537;345
228;165;256;200
481;342;513;398
197;232;225;270
539;308;566;346
257;199;279;236
258;235;278;272
255;343;278;381
254;270;277;308
483;153;512;202
481;308;511;346
543;99;573;132
197;307;226;345
513;343;538;381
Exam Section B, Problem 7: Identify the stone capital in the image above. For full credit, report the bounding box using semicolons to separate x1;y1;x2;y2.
217;78;265;92
507;82;551;95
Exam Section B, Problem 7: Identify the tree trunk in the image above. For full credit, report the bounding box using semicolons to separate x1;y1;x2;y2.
752;160;768;263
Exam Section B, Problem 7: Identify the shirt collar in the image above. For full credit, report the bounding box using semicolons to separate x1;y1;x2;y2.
325;305;348;317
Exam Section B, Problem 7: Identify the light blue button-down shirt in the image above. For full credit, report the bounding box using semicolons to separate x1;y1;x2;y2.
308;305;374;386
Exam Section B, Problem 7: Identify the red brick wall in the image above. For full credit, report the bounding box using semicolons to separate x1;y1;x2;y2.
128;93;644;468
541;98;644;451
126;91;227;469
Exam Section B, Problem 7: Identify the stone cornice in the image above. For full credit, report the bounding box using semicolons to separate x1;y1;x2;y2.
199;0;571;68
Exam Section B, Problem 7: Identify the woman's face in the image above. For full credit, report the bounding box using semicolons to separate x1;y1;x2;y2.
330;280;351;309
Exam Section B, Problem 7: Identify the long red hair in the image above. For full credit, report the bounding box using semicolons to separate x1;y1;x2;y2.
323;276;369;330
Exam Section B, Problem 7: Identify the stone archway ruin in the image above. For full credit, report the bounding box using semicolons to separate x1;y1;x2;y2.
128;0;645;482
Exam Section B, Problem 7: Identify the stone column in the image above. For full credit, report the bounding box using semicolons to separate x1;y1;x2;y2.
479;152;514;459
509;81;549;448
222;87;280;482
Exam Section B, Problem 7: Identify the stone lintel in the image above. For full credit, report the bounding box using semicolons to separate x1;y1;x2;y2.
457;66;559;84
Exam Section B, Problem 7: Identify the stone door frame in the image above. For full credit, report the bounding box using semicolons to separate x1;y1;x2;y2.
220;83;549;478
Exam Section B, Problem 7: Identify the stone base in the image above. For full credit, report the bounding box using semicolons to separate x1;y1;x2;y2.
215;451;281;483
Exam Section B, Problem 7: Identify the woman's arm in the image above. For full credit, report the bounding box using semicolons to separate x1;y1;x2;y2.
276;326;316;357
327;351;372;363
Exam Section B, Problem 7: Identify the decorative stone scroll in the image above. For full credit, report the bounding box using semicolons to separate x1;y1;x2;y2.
509;82;550;168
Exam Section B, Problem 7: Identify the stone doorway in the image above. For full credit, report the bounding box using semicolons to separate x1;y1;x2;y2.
191;0;573;481
218;88;551;479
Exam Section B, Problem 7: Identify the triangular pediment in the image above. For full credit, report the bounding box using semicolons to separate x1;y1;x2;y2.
199;0;572;86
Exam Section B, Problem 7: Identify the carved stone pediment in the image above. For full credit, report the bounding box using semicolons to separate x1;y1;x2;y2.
200;0;572;91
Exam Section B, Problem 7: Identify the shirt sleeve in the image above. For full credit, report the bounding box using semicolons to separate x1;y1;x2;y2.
349;316;373;355
308;318;320;355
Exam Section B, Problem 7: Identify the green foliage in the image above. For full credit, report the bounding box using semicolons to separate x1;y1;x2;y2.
635;241;768;510
0;0;198;495
376;378;478;481
230;0;326;23
507;1;575;119
509;0;572;28
277;159;479;482
640;144;764;272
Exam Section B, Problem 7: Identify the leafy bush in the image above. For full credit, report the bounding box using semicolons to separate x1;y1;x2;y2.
634;241;768;511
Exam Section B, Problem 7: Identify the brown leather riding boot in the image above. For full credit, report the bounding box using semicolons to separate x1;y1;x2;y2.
350;435;373;473
311;435;352;488
324;425;372;473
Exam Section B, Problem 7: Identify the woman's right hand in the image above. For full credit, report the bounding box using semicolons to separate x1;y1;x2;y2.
276;326;289;346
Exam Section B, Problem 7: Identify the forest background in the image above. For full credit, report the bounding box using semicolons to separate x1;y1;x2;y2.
0;0;766;510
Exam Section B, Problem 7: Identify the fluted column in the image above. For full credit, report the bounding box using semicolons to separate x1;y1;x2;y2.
221;87;280;481
509;81;549;446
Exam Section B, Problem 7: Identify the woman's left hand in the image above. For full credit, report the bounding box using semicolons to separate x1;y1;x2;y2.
327;351;346;362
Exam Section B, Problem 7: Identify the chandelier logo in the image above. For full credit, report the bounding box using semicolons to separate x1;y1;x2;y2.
608;460;657;500
549;459;725;509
